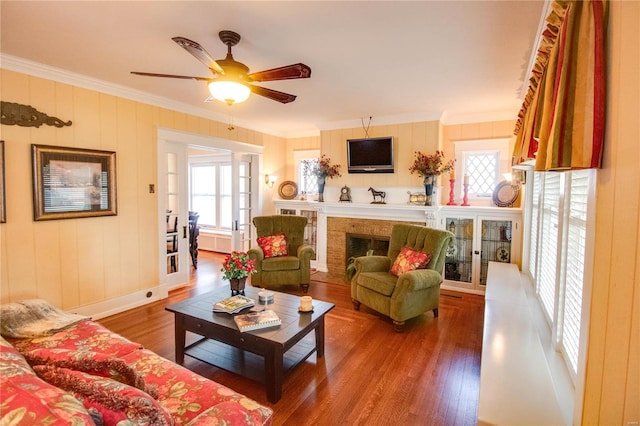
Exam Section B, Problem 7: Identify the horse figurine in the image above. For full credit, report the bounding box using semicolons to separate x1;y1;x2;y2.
368;187;386;204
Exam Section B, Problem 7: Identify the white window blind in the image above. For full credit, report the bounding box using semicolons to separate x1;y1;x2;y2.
528;172;542;281
538;172;561;321
559;170;590;374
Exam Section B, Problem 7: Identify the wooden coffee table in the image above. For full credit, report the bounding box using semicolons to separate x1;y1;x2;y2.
165;286;334;403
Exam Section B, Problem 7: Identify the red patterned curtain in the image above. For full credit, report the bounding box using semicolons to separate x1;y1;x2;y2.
512;0;608;171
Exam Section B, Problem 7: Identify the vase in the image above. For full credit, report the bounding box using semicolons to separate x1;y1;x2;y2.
229;277;247;296
317;175;326;202
423;175;435;206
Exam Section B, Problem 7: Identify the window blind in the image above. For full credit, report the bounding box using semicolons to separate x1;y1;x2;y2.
538;172;561;321
528;171;542;280
560;170;590;374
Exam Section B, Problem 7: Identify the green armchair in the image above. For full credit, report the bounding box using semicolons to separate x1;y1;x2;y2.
247;215;315;293
351;224;454;332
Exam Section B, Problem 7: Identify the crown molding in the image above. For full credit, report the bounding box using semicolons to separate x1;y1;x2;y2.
0;53;288;138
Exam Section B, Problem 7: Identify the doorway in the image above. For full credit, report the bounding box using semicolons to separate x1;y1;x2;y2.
157;128;262;290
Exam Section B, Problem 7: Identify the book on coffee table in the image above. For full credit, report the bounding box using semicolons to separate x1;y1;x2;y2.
213;294;255;314
234;309;282;332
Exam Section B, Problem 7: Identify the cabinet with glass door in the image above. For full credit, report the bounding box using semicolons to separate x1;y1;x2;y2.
440;207;522;294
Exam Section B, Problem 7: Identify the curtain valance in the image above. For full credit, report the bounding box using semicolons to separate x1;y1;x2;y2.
512;0;608;172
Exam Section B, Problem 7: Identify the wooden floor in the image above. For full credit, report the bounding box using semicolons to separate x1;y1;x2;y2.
99;251;485;426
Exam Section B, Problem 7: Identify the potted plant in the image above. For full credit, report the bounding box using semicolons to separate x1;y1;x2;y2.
302;154;341;202
221;251;256;296
409;150;455;205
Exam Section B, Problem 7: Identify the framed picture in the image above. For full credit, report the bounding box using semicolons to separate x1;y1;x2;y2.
0;141;5;223
31;144;117;221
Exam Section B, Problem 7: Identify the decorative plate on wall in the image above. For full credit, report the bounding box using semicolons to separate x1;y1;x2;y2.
278;180;298;200
496;247;510;263
493;181;520;207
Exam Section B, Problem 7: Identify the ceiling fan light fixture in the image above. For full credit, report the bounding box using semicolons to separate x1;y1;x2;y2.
208;80;251;105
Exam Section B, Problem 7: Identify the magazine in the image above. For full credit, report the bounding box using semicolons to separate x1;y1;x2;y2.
213;294;255;314
233;309;282;332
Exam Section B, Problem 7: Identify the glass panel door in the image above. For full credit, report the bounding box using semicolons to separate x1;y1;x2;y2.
232;154;254;252
444;217;474;284
479;219;513;286
159;142;189;288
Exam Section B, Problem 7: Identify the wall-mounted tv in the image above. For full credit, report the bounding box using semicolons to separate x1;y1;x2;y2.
346;136;394;173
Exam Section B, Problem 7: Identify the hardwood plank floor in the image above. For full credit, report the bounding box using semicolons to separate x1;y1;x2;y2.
99;250;485;426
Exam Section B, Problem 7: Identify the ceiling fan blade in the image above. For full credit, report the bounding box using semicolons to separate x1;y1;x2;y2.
172;36;224;75
248;84;297;104
247;63;311;82
131;71;211;81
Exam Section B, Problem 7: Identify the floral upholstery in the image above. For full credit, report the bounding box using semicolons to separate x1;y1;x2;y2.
0;336;95;425
121;348;273;425
390;246;432;277
1;305;273;425
256;233;288;258
33;365;173;425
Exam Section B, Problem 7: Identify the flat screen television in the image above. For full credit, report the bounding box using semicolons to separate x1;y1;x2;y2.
346;136;394;173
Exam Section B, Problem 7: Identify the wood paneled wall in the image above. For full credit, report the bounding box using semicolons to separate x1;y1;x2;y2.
0;69;279;310
583;1;639;423
319;121;440;190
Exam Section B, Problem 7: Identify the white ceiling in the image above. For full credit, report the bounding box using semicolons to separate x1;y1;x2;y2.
1;1;546;138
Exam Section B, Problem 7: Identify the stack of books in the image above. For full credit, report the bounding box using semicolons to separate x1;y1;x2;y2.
233;310;282;332
213;294;255;314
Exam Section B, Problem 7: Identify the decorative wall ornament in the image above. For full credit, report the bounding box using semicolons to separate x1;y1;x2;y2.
1;101;72;128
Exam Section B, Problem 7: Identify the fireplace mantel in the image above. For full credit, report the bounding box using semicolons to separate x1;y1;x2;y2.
274;200;437;272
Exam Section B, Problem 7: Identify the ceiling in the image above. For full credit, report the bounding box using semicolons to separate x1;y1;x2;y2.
0;1;546;138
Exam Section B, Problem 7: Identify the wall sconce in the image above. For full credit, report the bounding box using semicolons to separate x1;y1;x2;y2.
265;174;278;188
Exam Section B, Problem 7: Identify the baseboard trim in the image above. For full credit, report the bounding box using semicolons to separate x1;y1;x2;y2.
70;285;170;320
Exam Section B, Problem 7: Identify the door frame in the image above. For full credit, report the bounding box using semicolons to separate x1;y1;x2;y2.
157;128;263;288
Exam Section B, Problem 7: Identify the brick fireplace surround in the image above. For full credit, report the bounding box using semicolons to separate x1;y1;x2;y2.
326;217;422;275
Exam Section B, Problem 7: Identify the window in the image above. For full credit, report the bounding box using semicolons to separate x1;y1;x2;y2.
454;138;510;203
294;149;320;195
464;152;499;196
526;168;595;379
189;159;232;230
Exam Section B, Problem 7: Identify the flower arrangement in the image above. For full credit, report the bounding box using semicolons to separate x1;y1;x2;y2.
303;154;342;179
221;251;256;280
409;150;455;177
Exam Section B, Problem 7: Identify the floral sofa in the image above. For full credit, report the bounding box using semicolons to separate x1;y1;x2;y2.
0;299;273;425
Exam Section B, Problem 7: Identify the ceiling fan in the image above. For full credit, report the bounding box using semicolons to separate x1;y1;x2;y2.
131;30;311;105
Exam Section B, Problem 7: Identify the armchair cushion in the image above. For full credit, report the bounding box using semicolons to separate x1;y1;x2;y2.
257;233;288;258
261;256;300;271
390;246;431;277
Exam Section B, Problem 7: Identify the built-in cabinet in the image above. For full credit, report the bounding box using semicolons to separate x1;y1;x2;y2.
439;206;522;294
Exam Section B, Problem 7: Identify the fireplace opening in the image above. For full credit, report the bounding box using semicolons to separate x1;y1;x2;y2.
346;233;390;263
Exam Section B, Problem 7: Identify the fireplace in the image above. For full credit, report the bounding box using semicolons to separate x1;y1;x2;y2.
346;233;389;262
326;217;423;275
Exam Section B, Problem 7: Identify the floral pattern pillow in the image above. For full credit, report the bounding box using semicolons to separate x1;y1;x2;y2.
257;233;288;258
390;247;432;277
0;336;94;425
33;365;173;426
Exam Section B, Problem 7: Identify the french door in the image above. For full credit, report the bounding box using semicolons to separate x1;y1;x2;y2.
232;154;254;252
158;141;189;288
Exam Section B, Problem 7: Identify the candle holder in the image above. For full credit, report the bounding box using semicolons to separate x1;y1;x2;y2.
462;183;470;206
447;178;457;205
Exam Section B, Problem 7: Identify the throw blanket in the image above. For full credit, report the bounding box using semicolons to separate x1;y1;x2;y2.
0;299;90;338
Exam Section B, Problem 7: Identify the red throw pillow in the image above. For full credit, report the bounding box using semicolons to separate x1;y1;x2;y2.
257;233;288;258
390;247;431;277
33;365;173;426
